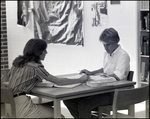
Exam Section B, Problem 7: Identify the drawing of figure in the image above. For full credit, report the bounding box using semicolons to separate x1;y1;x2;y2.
91;1;107;27
91;3;101;27
95;3;100;26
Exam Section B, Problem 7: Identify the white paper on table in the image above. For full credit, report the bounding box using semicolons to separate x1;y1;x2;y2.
86;74;117;87
89;76;116;82
57;73;85;79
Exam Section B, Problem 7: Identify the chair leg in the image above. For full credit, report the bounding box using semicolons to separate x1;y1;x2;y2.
98;107;103;118
1;103;5;117
104;110;110;115
128;105;135;117
98;107;110;118
5;104;11;118
146;99;149;118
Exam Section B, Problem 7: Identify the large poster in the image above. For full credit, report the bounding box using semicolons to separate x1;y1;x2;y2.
33;1;84;46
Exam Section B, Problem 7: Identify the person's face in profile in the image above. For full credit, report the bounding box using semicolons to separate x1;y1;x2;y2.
40;49;47;60
102;41;118;54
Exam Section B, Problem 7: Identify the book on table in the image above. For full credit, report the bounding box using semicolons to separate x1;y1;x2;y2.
86;73;117;87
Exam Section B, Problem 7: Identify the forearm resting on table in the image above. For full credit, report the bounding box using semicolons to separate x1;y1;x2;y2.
58;77;83;85
90;68;103;75
108;73;120;81
46;74;82;85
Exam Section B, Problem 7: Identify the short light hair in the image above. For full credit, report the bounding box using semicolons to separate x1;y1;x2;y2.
99;27;120;44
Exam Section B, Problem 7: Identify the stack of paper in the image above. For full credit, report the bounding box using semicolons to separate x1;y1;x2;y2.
86;74;116;87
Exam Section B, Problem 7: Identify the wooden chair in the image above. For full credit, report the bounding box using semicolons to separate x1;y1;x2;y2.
1;86;16;118
97;71;134;117
1;69;10;83
126;71;134;81
105;85;149;118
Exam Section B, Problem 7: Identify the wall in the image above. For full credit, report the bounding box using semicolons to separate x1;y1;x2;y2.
6;1;138;84
1;0;9;70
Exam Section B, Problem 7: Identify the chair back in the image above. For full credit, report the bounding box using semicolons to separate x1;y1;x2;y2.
1;69;10;83
127;71;134;81
1;86;16;118
113;85;149;110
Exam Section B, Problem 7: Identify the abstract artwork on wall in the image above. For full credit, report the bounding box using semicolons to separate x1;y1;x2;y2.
91;1;108;27
33;1;84;46
17;1;30;26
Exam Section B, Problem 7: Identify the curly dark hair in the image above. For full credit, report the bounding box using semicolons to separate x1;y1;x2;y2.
13;38;47;67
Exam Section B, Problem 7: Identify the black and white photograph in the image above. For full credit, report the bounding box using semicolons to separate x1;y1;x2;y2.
33;1;84;46
1;1;149;118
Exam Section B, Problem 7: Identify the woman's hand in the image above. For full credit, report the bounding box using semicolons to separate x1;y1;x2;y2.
79;69;91;75
79;74;89;83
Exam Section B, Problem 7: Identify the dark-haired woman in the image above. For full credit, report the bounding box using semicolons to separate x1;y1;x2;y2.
8;38;88;118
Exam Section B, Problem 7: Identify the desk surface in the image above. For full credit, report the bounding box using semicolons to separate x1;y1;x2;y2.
31;74;136;118
31;81;136;99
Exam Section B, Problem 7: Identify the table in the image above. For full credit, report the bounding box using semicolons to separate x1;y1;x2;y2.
31;74;136;118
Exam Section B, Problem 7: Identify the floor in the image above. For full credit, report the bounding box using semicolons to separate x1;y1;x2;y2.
60;101;147;118
1;96;148;118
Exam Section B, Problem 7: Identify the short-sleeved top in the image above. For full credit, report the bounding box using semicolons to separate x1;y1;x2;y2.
8;62;50;95
103;45;130;80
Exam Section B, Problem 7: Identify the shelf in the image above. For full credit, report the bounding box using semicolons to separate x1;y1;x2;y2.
140;30;149;32
138;2;149;87
141;82;149;87
140;1;149;10
140;55;149;58
140;9;149;11
141;81;149;85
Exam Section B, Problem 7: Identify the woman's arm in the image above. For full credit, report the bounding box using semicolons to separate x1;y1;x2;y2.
80;68;103;75
45;74;88;85
35;64;88;85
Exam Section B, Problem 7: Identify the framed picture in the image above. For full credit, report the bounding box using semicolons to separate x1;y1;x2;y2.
111;1;120;4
